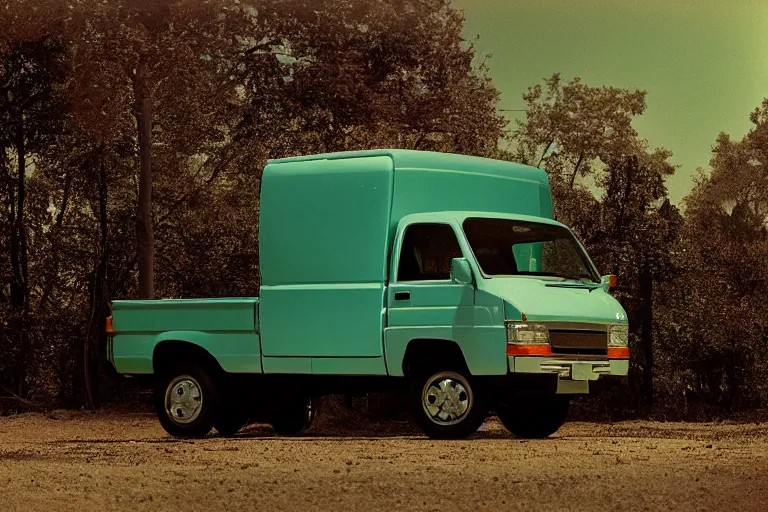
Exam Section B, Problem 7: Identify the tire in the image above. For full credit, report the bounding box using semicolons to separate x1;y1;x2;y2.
154;362;218;438
409;368;487;440
269;395;316;436
214;409;250;437
213;378;251;437
496;396;570;439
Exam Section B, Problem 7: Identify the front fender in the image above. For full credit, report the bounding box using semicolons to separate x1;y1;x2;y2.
383;326;507;377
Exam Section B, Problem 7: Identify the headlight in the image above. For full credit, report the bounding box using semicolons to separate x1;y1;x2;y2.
506;323;549;345
608;325;629;347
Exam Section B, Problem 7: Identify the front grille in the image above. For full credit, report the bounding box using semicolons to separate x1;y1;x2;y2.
549;330;607;356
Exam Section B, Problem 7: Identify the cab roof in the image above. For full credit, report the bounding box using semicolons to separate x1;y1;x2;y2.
399;211;568;229
267;149;549;187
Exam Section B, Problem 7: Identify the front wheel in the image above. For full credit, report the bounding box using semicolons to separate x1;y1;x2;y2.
409;369;487;439
496;396;570;439
154;363;218;438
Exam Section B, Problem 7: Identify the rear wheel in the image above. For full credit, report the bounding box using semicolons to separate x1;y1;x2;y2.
409;368;487;439
269;394;316;436
497;396;570;439
214;378;251;437
154;362;218;438
214;408;250;437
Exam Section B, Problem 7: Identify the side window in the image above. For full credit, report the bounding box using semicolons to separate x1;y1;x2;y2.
397;223;463;281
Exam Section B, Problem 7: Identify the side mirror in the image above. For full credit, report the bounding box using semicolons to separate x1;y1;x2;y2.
451;258;474;285
601;274;618;292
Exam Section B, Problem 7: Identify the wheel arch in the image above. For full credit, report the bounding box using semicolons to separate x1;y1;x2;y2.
153;339;226;376
401;338;469;377
385;327;508;377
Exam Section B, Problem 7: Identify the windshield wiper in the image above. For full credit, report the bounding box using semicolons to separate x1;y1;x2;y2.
560;274;597;283
515;271;599;285
545;275;600;291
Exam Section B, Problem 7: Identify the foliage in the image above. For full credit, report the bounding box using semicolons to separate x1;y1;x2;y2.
0;0;507;408
651;99;768;417
512;73;646;194
1;1;767;421
251;0;506;156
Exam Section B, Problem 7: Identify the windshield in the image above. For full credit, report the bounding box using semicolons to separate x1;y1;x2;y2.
462;217;599;282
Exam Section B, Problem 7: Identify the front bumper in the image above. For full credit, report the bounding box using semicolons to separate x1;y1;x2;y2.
508;356;629;394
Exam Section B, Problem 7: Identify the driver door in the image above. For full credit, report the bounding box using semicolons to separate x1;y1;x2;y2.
385;222;475;359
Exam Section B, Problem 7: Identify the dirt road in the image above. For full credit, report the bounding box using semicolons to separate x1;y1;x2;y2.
1;409;767;511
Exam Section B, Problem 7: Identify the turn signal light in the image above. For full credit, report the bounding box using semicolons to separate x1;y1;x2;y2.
105;316;114;334
507;345;553;357
608;347;630;359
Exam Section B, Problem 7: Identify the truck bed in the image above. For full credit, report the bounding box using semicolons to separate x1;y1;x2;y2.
109;297;261;374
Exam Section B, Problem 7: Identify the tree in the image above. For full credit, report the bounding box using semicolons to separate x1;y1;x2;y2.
693;98;768;221
591;151;681;412
242;0;507;159
1;28;70;397
68;0;253;299
1;0;511;409
512;73;646;190
658;97;768;414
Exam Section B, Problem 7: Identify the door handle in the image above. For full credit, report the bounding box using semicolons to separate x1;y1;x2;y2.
394;291;411;301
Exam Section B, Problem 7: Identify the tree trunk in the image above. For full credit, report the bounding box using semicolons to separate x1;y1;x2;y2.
38;169;72;311
80;153;110;409
10;115;30;397
1;152;9;307
617;156;637;232
537;139;555;168
569;152;585;189
639;267;654;413
133;77;155;299
92;155;110;408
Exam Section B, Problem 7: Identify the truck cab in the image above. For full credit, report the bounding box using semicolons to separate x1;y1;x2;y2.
107;149;629;439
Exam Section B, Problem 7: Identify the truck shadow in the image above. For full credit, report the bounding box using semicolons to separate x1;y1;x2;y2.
48;428;556;444
231;423;522;441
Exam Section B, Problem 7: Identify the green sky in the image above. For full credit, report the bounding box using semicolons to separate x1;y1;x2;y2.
454;0;768;204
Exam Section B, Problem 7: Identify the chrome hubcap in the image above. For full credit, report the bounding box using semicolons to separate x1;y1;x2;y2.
422;371;472;426
165;376;203;424
307;398;316;425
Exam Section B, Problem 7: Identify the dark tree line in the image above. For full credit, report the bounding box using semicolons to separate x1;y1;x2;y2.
511;75;768;419
1;0;767;420
0;0;506;409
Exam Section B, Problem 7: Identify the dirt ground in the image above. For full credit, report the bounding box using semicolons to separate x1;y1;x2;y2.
1;409;768;512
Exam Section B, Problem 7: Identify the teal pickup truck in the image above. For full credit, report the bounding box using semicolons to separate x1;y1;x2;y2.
106;149;629;440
